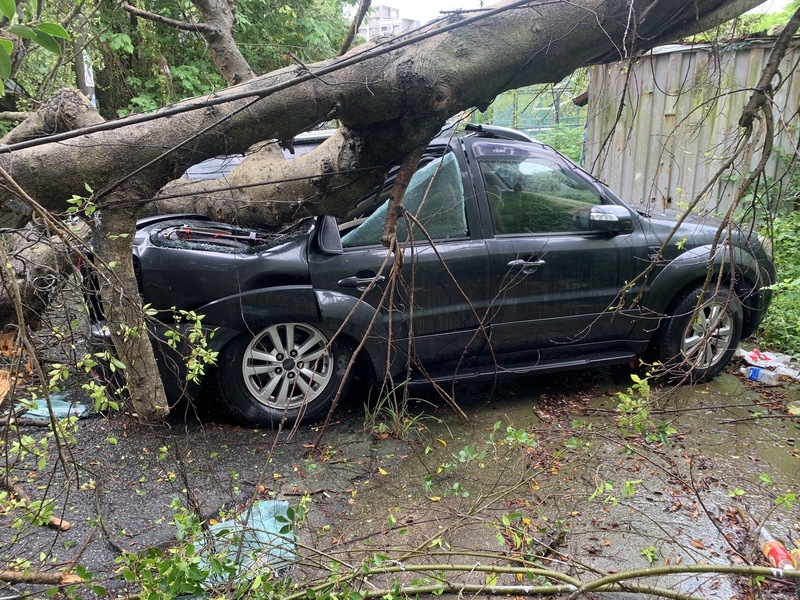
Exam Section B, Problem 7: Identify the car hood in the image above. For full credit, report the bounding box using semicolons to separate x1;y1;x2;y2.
132;217;315;312
633;205;738;255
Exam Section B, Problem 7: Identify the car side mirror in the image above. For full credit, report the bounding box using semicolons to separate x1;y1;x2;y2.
317;216;344;254
587;205;633;234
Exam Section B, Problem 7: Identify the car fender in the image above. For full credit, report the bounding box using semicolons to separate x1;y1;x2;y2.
314;289;390;381
195;285;321;349
194;286;390;380
645;243;765;315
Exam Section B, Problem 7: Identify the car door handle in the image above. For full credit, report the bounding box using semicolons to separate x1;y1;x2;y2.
507;259;546;271
337;275;386;290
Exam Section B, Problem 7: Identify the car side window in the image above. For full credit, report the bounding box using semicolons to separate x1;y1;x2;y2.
477;146;602;235
341;153;468;247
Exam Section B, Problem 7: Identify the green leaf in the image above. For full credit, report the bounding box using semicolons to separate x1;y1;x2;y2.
9;24;35;39
36;22;70;40
0;47;10;81
0;39;11;54
32;31;61;55
0;0;15;21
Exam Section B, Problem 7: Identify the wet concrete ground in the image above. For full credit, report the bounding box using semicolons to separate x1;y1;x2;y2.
1;364;799;598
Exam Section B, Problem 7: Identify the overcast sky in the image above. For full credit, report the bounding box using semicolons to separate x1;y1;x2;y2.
393;0;789;24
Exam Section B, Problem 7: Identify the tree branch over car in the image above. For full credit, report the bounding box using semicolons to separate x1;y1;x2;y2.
0;0;775;421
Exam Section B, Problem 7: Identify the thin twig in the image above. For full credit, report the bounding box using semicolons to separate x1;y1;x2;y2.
121;2;213;33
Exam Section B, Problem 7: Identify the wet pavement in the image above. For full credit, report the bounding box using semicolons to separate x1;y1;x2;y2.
1;364;799;598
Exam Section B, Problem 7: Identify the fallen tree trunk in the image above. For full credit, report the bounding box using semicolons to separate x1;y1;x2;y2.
0;0;765;229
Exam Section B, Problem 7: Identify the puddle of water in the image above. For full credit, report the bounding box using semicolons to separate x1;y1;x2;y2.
328;369;800;598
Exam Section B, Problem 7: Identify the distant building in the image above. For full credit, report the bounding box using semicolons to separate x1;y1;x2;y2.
358;5;421;41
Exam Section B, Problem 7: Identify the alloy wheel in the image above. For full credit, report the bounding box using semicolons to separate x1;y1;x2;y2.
241;323;333;409
680;300;734;370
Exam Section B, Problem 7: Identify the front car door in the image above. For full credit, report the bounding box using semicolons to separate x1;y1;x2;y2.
310;148;491;378
465;138;646;367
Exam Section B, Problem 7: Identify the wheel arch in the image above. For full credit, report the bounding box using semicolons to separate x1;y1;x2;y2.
314;289;390;383
654;282;743;381
195;285;322;354
645;244;765;319
194;285;389;383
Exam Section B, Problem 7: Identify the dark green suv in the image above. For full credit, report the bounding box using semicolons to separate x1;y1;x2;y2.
88;127;775;425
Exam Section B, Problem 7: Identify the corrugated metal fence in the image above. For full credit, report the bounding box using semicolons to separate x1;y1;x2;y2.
584;38;800;213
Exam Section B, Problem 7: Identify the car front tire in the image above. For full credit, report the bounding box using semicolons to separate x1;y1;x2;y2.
657;285;743;381
216;322;351;426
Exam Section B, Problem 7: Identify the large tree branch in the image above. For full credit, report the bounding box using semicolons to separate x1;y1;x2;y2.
339;0;372;56
122;0;254;85
191;0;255;84
1;88;103;145
0;0;765;228
0;111;31;121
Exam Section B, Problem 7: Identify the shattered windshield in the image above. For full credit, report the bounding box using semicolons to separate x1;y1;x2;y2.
341;153;468;247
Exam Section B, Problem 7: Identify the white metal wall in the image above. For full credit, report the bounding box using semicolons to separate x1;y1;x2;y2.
584;38;800;214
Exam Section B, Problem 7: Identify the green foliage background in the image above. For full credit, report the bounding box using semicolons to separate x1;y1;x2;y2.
89;0;352;118
6;0;352;118
760;194;800;356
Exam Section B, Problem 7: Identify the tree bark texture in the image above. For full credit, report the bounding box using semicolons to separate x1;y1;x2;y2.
91;201;171;421
191;0;255;84
122;0;256;85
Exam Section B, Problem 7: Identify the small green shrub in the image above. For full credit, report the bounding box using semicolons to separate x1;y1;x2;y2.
759;211;800;356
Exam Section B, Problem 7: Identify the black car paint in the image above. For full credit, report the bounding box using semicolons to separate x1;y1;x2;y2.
90;130;775;413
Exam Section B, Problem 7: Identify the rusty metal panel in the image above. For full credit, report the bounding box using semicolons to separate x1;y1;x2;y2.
585;39;800;214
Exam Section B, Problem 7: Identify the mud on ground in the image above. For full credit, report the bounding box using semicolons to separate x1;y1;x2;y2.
1;366;799;599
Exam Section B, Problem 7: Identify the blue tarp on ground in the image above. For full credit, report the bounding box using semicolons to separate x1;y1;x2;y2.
22;392;92;419
195;499;296;585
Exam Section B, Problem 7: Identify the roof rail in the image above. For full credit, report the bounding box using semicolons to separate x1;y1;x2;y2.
464;123;535;143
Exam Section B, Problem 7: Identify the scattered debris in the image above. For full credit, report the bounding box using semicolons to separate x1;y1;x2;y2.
735;348;800;384
740;365;781;385
1;476;71;531
16;391;92;421
0;331;32;406
0;369;8;404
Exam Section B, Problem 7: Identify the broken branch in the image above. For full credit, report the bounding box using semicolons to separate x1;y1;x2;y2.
0;569;83;585
1;476;71;531
121;2;214;33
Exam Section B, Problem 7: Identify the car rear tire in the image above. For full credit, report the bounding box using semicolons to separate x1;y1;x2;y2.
657;285;743;381
216;323;351;426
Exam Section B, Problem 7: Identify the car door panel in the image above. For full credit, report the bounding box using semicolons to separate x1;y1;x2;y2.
466;138;646;365
310;150;492;375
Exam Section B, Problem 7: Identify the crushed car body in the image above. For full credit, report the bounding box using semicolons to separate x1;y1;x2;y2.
86;125;775;425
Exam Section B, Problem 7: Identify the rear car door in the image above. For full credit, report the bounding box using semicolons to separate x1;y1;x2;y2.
465;138;644;366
